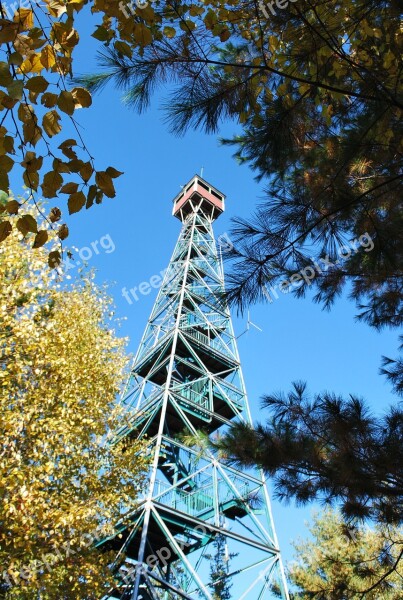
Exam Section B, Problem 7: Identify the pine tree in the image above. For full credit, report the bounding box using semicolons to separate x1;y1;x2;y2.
204;533;236;600
216;382;403;525
278;509;403;599
82;0;403;328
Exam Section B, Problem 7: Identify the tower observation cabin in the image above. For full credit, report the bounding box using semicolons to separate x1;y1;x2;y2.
172;175;225;222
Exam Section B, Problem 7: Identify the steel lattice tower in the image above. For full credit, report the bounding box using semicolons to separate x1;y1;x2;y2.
101;176;289;600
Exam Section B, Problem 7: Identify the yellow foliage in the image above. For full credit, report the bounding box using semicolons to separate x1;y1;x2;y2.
0;210;148;598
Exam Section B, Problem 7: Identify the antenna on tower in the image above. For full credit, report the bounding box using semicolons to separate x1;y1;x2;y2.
237;310;263;339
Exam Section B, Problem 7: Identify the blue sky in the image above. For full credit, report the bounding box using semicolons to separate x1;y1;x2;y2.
11;9;400;568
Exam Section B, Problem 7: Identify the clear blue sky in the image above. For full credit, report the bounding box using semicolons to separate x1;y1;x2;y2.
12;9;400;567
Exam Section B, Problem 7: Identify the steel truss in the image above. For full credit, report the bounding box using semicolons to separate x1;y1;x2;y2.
101;176;289;600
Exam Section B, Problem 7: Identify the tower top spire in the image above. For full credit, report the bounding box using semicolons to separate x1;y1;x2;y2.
172;174;226;222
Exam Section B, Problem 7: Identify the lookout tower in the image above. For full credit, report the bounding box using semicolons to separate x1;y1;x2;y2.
172;175;225;221
101;176;289;599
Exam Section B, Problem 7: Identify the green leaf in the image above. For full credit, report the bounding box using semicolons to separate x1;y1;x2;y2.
0;171;9;191
180;20;196;32
133;23;152;46
220;29;231;42
8;52;23;67
0;62;13;87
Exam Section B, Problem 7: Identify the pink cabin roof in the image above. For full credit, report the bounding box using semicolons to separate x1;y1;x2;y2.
172;175;226;221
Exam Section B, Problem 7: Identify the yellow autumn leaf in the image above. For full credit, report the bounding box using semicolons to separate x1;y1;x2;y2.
41;170;63;198
60;182;78;194
133;23;152;46
23;170;39;190
16;213;38;234
41;92;58;108
25;76;49;93
40;45;56;70
48;248;61;267
57;223;69;240
106;166;123;178
67;190;86;214
32;229;48;248
5;200;20;215
79;161;93;182
49;206;62;222
22;53;46;74
46;0;67;18
23;119;42;146
0;220;12;242
57;91;75;115
71;87;92;109
0;155;14;172
43;110;62;137
95;171;116;198
163;26;176;39
14;8;34;31
21;151;43;172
